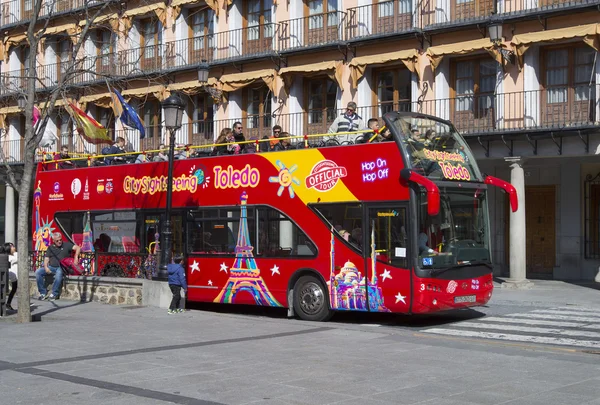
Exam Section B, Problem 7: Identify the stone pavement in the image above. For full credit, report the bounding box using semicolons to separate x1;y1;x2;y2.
2;280;600;405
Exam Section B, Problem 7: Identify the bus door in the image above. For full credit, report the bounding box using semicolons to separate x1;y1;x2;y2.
365;204;411;312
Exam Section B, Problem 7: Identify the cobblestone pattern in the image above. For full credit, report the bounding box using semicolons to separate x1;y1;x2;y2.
28;279;143;305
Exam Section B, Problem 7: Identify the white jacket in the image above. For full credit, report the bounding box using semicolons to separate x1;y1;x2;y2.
8;252;17;282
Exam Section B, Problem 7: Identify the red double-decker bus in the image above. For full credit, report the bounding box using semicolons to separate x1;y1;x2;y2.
32;112;516;321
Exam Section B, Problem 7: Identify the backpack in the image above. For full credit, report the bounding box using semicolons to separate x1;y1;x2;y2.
101;146;111;155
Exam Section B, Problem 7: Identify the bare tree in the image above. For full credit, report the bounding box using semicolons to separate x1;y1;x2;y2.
1;0;154;322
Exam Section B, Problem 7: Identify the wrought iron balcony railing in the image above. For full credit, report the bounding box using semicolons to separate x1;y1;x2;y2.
3;86;598;165
1;0;104;27
212;23;279;61
347;0;415;40
279;11;347;52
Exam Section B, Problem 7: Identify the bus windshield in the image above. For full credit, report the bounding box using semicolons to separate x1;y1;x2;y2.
387;113;483;182
417;186;490;270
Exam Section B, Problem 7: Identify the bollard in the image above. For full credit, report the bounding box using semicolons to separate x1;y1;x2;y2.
0;253;8;316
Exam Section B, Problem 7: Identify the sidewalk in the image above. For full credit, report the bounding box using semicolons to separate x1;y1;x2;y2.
491;277;600;309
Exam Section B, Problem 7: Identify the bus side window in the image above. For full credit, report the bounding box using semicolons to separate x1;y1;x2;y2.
310;203;363;253
256;207;316;257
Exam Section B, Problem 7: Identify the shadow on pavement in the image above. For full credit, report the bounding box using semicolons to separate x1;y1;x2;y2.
186;301;486;329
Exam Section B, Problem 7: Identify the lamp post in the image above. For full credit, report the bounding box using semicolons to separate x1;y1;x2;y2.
157;92;185;280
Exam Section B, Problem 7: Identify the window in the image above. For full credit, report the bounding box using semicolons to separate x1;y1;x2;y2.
368;207;408;268
187;208;250;255
92;212;140;253
143;99;162;139
256;207;316;257
188;95;214;143
94;30;114;73
374;68;411;117
305;77;337;133
451;0;493;21
450;57;496;131
246;0;272;41
306;0;339;44
19;46;30;89
97;107;115;136
543;46;596;125
57;38;71;81
187;7;213;62
55;212;85;244
140;18;161;70
243;85;272;139
187;206;315;257
312;203;363;252
375;0;412;34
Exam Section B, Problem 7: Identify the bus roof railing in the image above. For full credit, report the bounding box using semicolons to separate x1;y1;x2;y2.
38;128;384;167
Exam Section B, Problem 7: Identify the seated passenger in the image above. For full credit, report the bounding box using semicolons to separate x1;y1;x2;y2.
135;151;155;163
104;137;127;165
54;146;74;169
272;132;291;151
212;128;232;156
153;144;169;162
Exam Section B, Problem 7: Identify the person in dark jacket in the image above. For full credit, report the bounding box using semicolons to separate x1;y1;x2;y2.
167;255;188;314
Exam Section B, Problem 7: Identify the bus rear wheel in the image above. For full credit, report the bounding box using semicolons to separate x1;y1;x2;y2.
293;276;332;322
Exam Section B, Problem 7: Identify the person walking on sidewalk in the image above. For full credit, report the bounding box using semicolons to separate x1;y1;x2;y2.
167;255;188;314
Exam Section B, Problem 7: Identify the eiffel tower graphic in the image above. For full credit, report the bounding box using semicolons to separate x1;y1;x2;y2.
214;191;281;307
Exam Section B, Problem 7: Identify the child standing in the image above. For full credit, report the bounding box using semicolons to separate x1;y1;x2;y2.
167;255;188;314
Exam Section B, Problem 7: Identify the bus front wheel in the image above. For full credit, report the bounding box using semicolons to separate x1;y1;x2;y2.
293;276;333;322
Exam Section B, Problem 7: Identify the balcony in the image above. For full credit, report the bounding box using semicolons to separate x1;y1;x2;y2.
0;68;26;95
347;0;415;41
279;11;347;52
498;0;600;17
212;23;279;62
1;0;104;28
421;0;494;27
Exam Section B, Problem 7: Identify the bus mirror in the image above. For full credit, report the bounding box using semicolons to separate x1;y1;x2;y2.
400;168;440;217
484;175;518;212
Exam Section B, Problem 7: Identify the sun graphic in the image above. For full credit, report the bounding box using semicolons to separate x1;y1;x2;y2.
269;160;300;198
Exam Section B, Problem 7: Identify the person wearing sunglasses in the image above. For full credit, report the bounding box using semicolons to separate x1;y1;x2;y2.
328;101;365;134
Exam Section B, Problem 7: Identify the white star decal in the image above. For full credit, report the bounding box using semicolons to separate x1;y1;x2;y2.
270;265;280;276
395;292;407;305
208;280;213;286
380;269;392;282
219;263;228;273
190;260;200;273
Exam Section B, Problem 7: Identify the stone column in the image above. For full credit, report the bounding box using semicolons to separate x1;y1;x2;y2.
4;183;15;244
502;158;533;289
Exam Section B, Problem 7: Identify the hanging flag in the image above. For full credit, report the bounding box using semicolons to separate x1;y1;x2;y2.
81;211;94;253
67;103;113;145
32;106;40;126
110;89;146;139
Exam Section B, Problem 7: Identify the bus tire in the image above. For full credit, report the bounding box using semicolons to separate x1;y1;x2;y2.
293;275;333;322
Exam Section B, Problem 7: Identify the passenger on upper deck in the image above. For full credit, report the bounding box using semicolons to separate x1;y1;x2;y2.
104;137;127;165
328;102;365;134
53;146;74;169
232;122;246;152
212;128;233;156
154;144;169;162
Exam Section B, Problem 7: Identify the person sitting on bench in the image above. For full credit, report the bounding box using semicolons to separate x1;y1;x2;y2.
35;234;81;301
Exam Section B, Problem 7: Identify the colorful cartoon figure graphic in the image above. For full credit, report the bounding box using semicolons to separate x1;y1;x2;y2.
33;181;55;251
327;226;389;312
268;160;300;198
190;165;211;189
214;192;281;306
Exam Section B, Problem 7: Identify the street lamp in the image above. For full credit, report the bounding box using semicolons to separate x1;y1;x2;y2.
157;92;185;280
197;59;209;83
488;22;515;65
488;23;502;43
17;95;26;110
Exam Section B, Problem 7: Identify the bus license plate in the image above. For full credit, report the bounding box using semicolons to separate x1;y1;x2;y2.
454;295;476;303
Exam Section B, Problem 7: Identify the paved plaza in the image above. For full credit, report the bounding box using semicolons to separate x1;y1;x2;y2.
2;279;600;405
